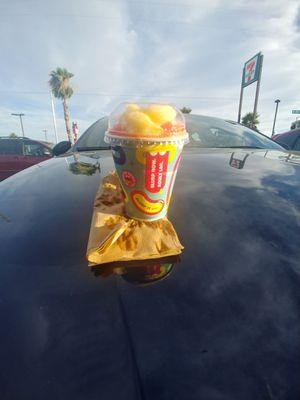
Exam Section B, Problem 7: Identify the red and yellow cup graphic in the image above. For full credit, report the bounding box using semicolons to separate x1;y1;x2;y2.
105;103;188;220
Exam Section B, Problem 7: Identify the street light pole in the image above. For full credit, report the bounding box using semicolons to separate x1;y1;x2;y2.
50;91;58;144
43;129;48;142
11;113;25;137
272;99;280;137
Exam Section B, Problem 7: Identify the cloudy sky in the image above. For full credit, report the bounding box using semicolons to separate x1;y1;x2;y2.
0;0;300;143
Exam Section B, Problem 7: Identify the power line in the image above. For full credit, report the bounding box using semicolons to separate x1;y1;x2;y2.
0;90;299;103
0;91;47;94
0;13;251;28
0;14;271;35
0;14;122;19
0;90;237;100
67;93;238;100
0;14;214;26
3;0;234;9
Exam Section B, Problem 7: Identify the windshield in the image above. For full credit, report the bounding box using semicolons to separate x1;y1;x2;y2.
75;114;283;151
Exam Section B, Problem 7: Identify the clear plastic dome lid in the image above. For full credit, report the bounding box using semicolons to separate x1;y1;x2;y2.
106;102;188;142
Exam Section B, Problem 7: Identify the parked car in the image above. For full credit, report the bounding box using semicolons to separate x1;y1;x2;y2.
1;115;300;400
272;128;300;152
0;136;53;180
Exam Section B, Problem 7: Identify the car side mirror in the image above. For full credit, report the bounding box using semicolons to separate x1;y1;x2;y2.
52;141;72;156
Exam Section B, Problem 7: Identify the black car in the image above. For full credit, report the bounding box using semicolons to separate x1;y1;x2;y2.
1;115;300;400
273;128;300;152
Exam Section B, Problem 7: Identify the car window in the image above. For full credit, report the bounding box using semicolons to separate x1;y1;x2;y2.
293;137;300;151
186;116;282;149
23;142;51;156
75;118;108;149
75;115;282;151
0;139;23;155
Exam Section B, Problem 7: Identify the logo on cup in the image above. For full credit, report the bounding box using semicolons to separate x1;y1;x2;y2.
122;171;136;188
131;190;164;215
112;146;126;165
145;151;169;193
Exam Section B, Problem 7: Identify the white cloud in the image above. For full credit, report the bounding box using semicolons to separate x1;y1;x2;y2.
0;0;299;141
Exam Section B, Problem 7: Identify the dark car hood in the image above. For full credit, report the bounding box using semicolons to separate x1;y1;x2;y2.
1;149;300;400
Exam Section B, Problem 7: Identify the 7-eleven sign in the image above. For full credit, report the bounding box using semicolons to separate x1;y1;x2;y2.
242;53;262;88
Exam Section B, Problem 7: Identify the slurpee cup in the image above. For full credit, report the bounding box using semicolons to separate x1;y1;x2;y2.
105;103;188;221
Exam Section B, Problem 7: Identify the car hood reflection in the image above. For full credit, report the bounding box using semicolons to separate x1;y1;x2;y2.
91;255;180;286
66;153;101;176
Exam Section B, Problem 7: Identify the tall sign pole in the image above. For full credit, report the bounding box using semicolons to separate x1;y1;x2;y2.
237;52;263;126
50;91;59;144
252;54;263;128
237;67;244;123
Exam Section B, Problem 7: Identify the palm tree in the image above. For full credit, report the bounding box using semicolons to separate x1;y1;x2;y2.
242;112;259;129
49;67;74;143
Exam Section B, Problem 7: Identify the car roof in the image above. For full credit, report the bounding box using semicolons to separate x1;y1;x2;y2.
275;128;300;137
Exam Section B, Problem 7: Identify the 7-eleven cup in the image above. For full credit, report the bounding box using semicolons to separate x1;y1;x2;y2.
105;103;188;220
110;141;184;220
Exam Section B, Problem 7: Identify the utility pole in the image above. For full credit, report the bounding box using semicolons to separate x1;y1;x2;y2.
43;129;48;142
11;113;25;137
272;99;280;136
50;91;58;144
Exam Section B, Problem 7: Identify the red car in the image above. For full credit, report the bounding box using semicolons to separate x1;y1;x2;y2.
0;137;53;181
272;128;300;152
